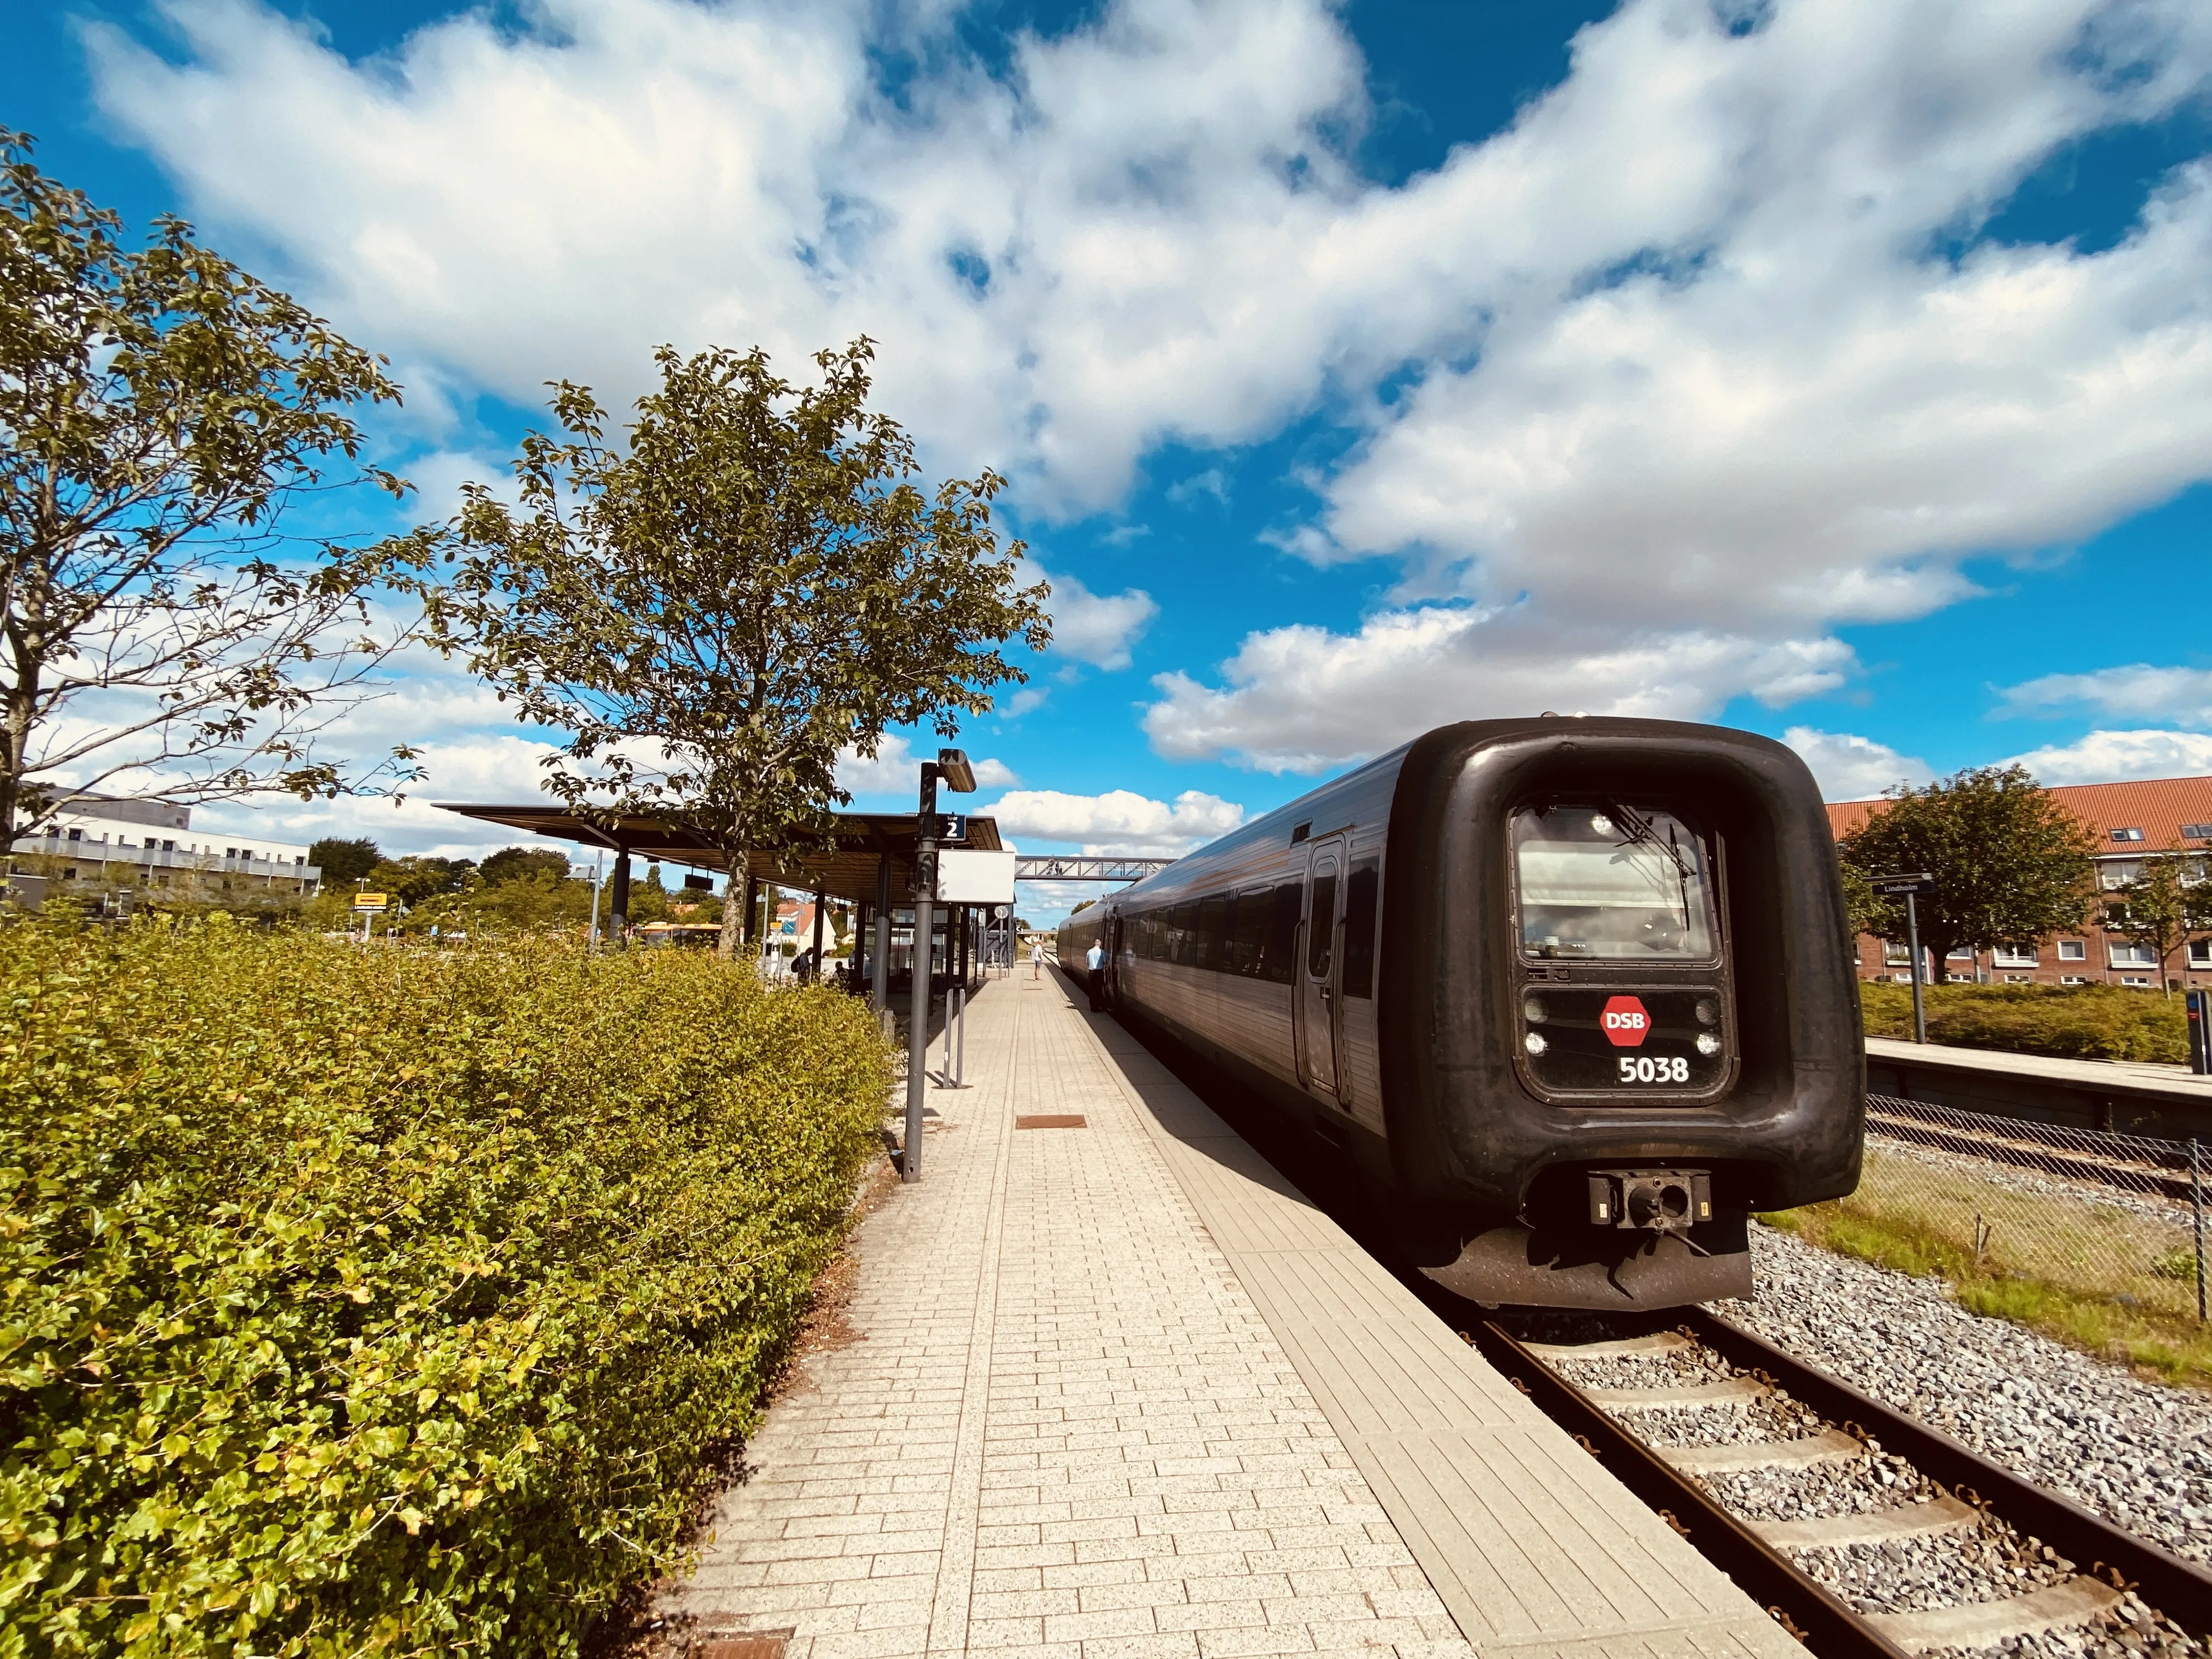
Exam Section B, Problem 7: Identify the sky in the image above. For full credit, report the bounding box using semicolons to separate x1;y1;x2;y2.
9;0;2212;922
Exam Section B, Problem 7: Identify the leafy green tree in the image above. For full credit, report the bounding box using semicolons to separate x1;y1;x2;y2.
2105;846;2212;996
0;132;430;842
478;844;571;887
430;339;1049;958
363;855;472;907
307;835;381;885
1838;765;2097;983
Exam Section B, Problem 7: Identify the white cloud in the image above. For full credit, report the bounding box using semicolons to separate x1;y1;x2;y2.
1166;468;1229;507
1997;663;2212;725
1998;727;2212;784
982;787;1245;855
836;733;1016;797
1782;727;1937;800
80;0;2212;738
1018;557;1159;671
181;731;574;860
1143;605;1853;772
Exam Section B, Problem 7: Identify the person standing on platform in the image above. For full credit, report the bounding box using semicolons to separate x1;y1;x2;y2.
1030;937;1044;979
1084;938;1106;1010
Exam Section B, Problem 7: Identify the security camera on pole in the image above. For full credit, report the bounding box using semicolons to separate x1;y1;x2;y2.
905;746;977;1182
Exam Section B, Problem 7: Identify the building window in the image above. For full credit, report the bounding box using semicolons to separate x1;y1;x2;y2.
2059;974;2090;985
1883;941;1911;964
1992;945;2037;967
2003;973;2033;984
2112;827;2145;842
2101;860;2143;889
1946;945;1976;960
1891;972;1914;984
2185;822;2212;840
2058;939;2086;960
2110;942;2157;967
2120;974;2153;988
2191;940;2212;968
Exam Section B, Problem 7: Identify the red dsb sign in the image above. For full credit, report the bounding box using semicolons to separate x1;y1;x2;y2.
1600;995;1652;1047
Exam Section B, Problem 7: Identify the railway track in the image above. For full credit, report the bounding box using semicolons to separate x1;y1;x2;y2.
1866;1092;2205;1206
1466;1310;2212;1658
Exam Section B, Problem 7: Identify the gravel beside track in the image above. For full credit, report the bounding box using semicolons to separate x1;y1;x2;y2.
1717;1223;2212;1568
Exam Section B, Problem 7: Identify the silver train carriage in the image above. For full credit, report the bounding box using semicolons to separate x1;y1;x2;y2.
1057;716;1865;1310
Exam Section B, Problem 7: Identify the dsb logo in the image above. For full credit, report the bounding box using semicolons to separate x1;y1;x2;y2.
1600;995;1651;1047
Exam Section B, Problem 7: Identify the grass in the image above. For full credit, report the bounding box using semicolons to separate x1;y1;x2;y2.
1759;1143;2212;1389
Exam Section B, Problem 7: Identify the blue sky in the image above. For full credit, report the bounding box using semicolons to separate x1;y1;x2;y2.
9;0;2212;919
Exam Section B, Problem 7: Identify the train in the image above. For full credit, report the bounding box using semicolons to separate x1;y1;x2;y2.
1057;716;1864;1311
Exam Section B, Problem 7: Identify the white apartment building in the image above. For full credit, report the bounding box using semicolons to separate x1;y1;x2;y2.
10;795;321;895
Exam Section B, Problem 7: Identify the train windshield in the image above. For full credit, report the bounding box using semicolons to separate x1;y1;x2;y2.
1512;805;1717;960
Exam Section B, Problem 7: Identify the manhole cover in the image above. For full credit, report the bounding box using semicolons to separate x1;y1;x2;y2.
1015;1114;1086;1129
693;1632;792;1659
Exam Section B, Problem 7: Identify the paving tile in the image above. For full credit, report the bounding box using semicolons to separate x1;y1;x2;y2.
653;973;1781;1659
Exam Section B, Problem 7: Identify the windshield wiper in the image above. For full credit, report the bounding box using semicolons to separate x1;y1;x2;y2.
1607;802;1695;928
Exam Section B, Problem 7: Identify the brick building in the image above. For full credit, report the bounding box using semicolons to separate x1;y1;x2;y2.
1828;775;2212;988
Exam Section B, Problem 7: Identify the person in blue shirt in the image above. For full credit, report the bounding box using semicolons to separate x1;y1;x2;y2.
1084;939;1107;1010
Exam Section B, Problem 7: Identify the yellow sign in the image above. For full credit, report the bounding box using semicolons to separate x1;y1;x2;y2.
353;893;388;910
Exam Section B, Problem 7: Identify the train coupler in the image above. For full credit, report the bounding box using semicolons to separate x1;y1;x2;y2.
1587;1168;1714;1232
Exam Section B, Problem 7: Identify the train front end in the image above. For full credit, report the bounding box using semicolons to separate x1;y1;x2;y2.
1380;719;1864;1310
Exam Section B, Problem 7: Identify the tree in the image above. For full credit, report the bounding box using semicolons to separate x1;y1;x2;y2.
478;844;571;887
0;132;431;843
2106;846;2212;996
431;340;1049;958
1837;764;2097;983
362;855;473;907
307;835;381;885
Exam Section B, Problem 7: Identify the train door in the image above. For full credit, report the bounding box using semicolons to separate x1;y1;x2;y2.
1294;843;1344;1097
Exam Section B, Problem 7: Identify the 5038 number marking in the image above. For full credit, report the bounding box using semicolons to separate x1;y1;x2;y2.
1618;1055;1690;1084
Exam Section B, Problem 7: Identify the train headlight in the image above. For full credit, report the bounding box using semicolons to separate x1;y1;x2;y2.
1694;997;1719;1026
1523;996;1548;1025
1696;1032;1722;1056
1523;1030;1548;1056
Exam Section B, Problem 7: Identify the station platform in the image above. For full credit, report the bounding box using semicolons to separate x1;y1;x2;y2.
662;972;1798;1659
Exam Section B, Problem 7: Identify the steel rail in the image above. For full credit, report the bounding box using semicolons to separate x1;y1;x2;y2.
1467;1321;1912;1659
1867;1108;2197;1204
1680;1308;2212;1640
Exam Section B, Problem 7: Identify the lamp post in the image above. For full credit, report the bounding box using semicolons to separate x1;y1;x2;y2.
905;746;978;1182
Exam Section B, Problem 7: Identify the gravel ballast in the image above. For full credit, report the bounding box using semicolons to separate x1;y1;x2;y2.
1719;1222;2212;1568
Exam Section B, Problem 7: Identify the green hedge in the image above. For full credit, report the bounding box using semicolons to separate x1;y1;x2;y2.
1860;979;2188;1063
1;917;890;1657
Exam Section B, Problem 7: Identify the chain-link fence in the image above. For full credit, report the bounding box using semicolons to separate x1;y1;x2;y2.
1849;1092;2209;1324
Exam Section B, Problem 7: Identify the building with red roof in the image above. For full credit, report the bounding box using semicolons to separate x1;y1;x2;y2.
1827;776;2212;988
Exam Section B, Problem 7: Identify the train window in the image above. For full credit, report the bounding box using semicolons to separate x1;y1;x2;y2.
1170;903;1200;965
1229;888;1271;975
1259;884;1301;983
1196;896;1231;971
1340;859;1379;998
1306;870;1338;979
1512;804;1717;961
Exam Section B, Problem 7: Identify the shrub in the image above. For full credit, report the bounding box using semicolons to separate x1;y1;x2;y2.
0;916;890;1657
1859;979;2188;1063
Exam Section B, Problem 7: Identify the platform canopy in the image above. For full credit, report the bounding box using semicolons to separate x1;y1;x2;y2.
432;802;1003;906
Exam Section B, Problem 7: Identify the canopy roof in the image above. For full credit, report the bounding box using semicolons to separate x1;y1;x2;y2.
432;803;1003;906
